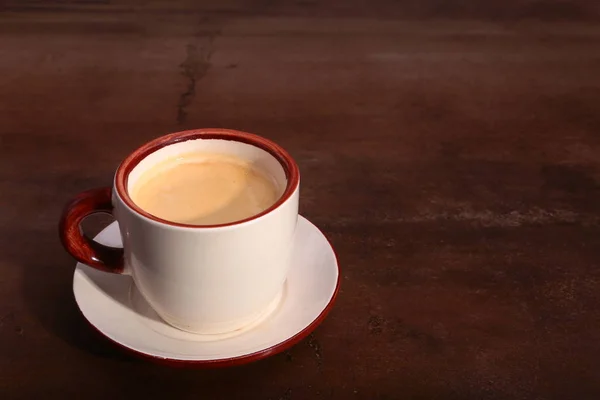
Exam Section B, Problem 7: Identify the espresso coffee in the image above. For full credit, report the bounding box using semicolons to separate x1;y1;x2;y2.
130;153;280;225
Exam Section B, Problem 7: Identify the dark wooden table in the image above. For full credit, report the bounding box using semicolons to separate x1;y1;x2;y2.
2;1;600;398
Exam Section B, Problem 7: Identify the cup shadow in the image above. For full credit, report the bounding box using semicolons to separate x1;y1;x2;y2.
15;213;303;372
17;223;138;362
77;261;164;325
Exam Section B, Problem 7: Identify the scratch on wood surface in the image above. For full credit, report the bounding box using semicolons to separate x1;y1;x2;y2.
284;350;294;362
176;21;220;125
368;314;385;335
307;333;323;370
0;312;23;335
0;312;14;328
316;207;600;228
278;388;292;400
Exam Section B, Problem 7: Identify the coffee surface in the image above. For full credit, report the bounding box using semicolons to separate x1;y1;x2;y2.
130;153;280;225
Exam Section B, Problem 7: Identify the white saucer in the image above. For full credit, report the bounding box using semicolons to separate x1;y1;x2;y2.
73;215;340;366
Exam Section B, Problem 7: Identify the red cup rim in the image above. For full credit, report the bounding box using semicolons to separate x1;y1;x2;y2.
115;128;300;229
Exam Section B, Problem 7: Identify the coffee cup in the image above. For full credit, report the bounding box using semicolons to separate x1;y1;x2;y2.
59;129;300;335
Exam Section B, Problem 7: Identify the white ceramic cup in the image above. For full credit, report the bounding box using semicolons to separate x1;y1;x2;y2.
59;129;300;335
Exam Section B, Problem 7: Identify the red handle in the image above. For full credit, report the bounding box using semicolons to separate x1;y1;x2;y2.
59;187;124;273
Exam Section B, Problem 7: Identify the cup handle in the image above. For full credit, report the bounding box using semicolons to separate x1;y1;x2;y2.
59;187;125;274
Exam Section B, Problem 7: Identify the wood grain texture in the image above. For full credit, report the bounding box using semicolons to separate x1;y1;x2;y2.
1;1;600;398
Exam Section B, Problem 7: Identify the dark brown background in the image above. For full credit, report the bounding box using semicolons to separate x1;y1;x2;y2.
2;1;600;399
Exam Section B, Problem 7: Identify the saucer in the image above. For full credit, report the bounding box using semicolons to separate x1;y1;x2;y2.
73;215;340;366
